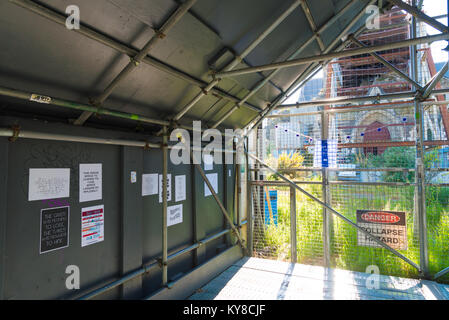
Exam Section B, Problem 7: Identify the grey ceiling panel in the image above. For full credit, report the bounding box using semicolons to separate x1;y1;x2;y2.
0;0;386;131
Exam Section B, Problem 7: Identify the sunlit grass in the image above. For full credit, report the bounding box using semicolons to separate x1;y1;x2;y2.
254;183;449;283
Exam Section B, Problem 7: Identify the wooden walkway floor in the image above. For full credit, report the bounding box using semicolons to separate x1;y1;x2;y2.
189;257;449;300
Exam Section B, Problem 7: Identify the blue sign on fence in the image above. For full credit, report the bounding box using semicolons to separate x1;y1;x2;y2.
322;139;329;168
264;190;278;226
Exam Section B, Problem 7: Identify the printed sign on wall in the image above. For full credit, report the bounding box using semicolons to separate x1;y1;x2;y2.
81;205;104;247
167;204;183;227
175;175;186;202
40;206;70;254
79;164;102;203
159;174;172;203
29;168;70;201
142;173;158;196
204;173;218;197
204;154;214;171
357;210;407;250
130;171;137;184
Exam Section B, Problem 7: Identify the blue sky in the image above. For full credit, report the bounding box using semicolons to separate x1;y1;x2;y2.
423;0;448;63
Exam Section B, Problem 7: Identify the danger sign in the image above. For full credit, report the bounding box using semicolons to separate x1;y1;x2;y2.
357;210;407;250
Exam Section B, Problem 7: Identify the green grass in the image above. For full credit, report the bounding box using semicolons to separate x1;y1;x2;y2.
254;183;449;283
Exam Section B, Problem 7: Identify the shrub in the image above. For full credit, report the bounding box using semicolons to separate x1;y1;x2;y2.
266;152;305;180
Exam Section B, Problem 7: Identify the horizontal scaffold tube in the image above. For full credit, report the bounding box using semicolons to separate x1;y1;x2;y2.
214;33;449;78
0;127;239;154
0;86;171;127
277;88;449;110
75;223;245;300
246;151;422;272
8;0;262;113
0;127;161;148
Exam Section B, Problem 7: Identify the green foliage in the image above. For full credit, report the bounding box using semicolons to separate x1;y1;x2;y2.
255;147;449;282
382;147;415;182
266;152;305;181
255;183;449;283
301;149;314;167
357;147;440;183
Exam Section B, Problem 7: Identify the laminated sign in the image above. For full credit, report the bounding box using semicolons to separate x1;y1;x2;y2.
81;205;104;247
357;210;407;250
40;206;70;254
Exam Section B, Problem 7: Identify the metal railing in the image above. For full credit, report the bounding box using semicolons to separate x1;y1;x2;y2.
73;221;247;300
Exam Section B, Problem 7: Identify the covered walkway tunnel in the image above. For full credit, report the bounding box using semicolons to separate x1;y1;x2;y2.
1;0;449;301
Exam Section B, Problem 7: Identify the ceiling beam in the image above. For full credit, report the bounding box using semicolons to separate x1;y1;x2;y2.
73;0;198;125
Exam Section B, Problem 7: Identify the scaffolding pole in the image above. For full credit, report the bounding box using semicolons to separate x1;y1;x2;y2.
172;0;303;122
349;34;422;90
191;151;246;252
245;0;377;136
210;0;361;129
388;0;449;33
246;152;422;272
214;33;449;78
8;0;261;117
162;127;168;286
278;88;449;110
321;111;331;268
410;0;429;278
74;0;198;125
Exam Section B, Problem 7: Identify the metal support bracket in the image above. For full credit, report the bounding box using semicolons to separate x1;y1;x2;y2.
8;125;20;142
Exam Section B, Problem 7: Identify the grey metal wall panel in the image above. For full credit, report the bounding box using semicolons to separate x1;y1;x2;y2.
0;139;8;300
120;146;144;299
0;116;238;299
0;0;381;130
142;148;194;257
3;138;122;299
142;147;196;292
149;245;243;300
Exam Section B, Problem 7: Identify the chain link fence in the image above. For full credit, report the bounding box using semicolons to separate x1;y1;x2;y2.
247;3;449;283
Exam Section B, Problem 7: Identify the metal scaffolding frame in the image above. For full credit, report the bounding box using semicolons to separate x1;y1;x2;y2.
8;0;263;123
170;0;304;123
2;0;449;299
244;0;449;282
73;0;198;126
210;0;365;129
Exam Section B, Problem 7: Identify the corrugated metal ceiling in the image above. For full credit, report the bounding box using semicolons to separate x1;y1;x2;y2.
0;0;385;133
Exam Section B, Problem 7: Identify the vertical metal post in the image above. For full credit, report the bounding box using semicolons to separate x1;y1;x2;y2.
321;111;331;267
223;142;229;246
0;139;8;300
289;186;297;263
162;126;168;285
414;99;429;277
414;98;430;278
246;136;254;257
411;0;429;277
191;161;199;266
235;140;241;236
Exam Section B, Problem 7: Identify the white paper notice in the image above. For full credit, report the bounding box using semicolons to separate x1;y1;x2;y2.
159;174;172;203
175;175;186;202
204;173;218;197
29;168;70;201
81;205;104;247
142;173;158;196
79;164;102;203
130;171;137;184
204;154;214;171
167;204;183;227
